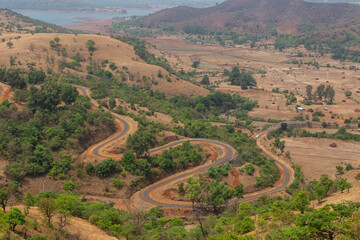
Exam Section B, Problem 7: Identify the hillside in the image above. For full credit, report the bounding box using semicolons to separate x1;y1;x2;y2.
141;0;360;34
0;9;74;34
0;33;209;97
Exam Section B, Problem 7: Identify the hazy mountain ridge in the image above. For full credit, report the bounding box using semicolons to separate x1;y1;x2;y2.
0;0;223;11
141;0;360;34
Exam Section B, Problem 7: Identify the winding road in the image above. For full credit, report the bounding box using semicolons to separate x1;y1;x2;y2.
0;84;292;209
75;86;292;208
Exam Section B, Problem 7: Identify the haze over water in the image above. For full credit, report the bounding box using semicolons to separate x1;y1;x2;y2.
15;9;155;25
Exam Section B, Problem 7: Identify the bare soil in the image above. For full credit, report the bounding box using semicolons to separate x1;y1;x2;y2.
283;137;360;182
146;37;360;122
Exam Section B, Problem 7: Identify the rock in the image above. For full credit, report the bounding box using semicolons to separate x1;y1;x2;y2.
330;143;337;148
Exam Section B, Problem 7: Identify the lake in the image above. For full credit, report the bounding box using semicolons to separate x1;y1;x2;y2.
15;9;155;26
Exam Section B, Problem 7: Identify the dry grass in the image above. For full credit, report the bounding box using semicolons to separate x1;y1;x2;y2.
0;33;209;97
283;137;360;182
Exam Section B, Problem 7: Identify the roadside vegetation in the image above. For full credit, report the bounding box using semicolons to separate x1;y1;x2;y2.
1;190;359;239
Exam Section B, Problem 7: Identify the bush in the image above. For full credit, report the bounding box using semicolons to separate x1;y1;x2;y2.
112;179;124;189
63;180;77;192
85;163;95;176
95;159;119;178
244;164;255;176
346;164;354;171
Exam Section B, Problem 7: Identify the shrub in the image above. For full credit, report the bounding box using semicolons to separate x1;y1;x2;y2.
112;179;124;189
85;163;95;176
245;164;255;176
355;174;360;180
63;180;77;192
95;159;118;178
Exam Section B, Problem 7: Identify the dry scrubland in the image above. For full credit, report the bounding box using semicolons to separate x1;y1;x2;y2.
284;137;360;181
0;33;209;97
147;38;360;121
146;37;360;196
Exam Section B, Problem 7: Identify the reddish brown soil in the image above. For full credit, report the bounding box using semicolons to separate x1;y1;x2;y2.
229;169;241;189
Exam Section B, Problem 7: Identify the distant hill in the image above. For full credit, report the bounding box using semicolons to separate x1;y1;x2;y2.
306;0;360;3
0;0;223;11
0;9;74;33
141;0;360;35
0;0;94;11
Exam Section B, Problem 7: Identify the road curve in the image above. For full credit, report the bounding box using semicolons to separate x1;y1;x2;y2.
76;86;291;208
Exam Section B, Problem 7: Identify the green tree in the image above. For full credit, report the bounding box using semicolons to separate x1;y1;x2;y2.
85;163;95;175
86;40;96;54
121;151;136;173
336;166;344;175
109;97;116;109
244;164;255;175
295;205;340;240
62;180;77;192
236;216;255;234
54;37;60;45
0;188;9;212
6;208;25;231
126;127;157;157
55;194;80;216
234;184;244;198
61;84;79;105
273;137;285;153
27;84;61;112
5;68;26;90
345;164;353;171
177;182;185;196
325;85;335;103
49;40;56;48
320;174;334;197
192;60;200;68
316;84;325;100
6;41;13;49
200;75;210;85
306;85;313;100
185;177;201;208
204;181;234;213
293;191;310;214
313;182;326;203
27;68;46;84
228;70;256;90
345;90;352;98
38;198;57;226
112;179;124;189
238;202;254;220
337;178;352;193
95;158;118;178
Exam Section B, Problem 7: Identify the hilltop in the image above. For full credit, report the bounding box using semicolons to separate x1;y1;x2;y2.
141;0;360;34
0;33;209;97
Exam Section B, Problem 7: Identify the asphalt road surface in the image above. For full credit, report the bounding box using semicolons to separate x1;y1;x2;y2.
76;86;291;208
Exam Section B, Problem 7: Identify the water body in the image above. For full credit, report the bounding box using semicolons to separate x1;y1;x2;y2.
15;9;155;26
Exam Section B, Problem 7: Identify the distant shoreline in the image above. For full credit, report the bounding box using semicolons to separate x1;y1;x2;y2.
12;7;159;15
